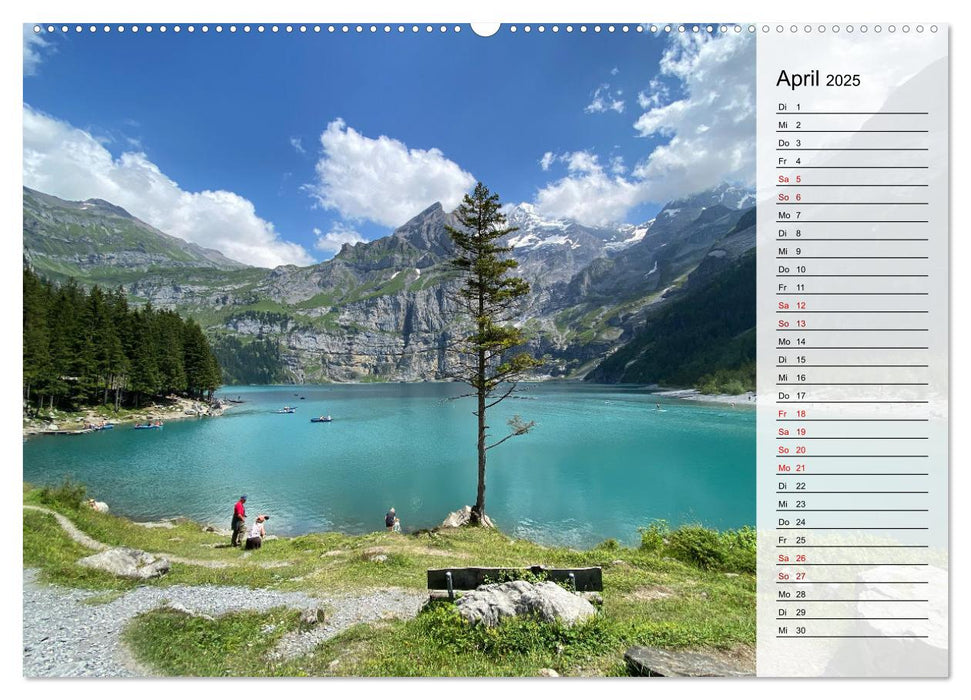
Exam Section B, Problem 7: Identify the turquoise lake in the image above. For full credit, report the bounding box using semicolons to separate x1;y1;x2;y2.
22;384;755;548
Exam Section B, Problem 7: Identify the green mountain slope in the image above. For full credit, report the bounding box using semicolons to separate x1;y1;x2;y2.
23;187;246;280
584;251;756;390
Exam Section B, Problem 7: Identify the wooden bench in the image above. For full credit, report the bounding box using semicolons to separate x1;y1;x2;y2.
427;566;603;600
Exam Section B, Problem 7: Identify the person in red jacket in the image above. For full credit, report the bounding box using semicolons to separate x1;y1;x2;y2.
231;495;247;547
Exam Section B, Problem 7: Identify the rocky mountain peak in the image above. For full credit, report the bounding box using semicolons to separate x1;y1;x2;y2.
664;183;755;212
502;202;570;233
80;197;135;219
391;201;455;259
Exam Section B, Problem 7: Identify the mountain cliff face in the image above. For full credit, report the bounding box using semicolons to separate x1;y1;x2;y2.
23;185;755;385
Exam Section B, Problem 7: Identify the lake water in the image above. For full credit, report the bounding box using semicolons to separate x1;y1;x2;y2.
22;384;755;548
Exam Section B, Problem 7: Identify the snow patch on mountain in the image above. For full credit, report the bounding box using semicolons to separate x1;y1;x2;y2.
504;202;570;232
605;220;654;251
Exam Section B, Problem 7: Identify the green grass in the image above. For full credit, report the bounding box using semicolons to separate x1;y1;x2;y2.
123;579;754;677
24;484;755;677
123;606;304;676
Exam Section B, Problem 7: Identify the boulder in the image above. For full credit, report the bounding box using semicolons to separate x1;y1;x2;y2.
77;547;170;579
624;646;751;677
440;505;495;529
537;668;560;677
455;580;595;627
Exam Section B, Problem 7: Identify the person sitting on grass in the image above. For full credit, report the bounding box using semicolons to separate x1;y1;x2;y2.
245;514;269;550
385;507;396;531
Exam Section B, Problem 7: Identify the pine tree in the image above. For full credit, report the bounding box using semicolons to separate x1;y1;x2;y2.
88;285;126;405
22;268;221;412
182;320;220;400
46;281;83;409
126;308;161;407
106;287;131;409
445;182;541;525
22;267;50;409
156;310;188;395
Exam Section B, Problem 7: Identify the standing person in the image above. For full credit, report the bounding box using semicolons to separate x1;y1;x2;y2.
245;515;268;550
231;495;247;547
385;507;396;531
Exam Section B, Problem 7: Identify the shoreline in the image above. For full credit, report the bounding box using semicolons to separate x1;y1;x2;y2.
653;388;756;406
23;396;233;438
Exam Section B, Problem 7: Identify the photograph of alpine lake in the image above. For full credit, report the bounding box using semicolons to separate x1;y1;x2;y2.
22;22;757;678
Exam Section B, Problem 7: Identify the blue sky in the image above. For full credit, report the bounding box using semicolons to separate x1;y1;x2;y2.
23;24;755;267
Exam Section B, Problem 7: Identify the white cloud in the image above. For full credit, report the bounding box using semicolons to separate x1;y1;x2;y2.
564;151;600;174
637;77;670;110
310;118;475;228
23;26;50;76
313;223;365;257
539;151;555;171
534;153;641;226
585;84;625;114
631;31;755;201
290;136;306;154
535;32;754;224
610;66;620;76
23;105;313;268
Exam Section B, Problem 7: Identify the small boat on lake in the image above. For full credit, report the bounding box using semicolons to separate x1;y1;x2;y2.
276;406;297;414
310;416;333;423
134;423;163;430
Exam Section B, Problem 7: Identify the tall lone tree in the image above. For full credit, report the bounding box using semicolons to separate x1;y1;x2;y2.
446;182;540;525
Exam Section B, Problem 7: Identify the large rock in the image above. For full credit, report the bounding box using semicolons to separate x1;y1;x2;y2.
455;580;595;627
624;646;751;677
440;505;495;529
77;547;170;579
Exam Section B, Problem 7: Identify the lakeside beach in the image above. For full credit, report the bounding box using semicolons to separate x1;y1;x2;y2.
23;395;232;437
653;389;757;406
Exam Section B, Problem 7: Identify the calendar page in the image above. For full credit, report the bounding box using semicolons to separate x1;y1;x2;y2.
18;16;949;682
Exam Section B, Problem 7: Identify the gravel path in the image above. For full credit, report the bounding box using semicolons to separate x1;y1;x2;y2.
24;504;269;569
23;505;107;552
22;505;427;677
23;569;425;677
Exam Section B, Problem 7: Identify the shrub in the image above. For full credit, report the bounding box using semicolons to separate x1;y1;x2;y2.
666;525;725;570
38;477;87;510
638;521;756;574
415;604;618;662
718;526;757;574
638;520;669;553
482;569;549;585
